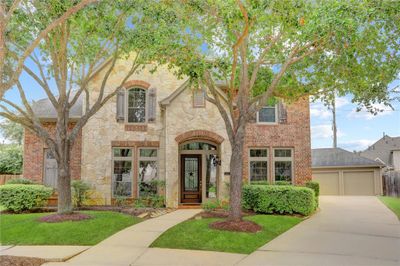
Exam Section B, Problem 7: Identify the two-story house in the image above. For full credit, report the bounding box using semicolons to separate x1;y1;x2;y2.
23;58;312;207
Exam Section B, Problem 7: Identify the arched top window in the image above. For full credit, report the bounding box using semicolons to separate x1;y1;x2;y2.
127;88;146;123
180;142;217;151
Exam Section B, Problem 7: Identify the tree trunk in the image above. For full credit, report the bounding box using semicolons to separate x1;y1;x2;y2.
57;156;72;214
228;125;246;222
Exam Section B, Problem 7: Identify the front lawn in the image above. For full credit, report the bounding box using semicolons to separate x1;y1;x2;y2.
151;215;302;254
379;196;400;219
0;211;141;245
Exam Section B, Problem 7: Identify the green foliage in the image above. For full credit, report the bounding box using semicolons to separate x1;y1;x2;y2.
0;120;23;145
71;180;91;208
0;211;141;245
134;195;165;208
242;185;316;216
0;144;23;174
274;181;292;186
136;179;166;208
6;177;35;185
305;181;320;197
0;185;53;213
250;180;269;185
201;199;220;212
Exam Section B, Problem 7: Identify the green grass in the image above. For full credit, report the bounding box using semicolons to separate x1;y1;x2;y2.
379;196;400;219
0;211;141;245
151;215;302;254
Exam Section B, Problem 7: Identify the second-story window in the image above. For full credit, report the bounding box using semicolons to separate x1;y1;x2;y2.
257;105;277;124
127;88;146;123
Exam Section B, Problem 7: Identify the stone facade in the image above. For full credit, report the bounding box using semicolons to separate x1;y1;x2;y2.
23;123;82;183
23;56;312;207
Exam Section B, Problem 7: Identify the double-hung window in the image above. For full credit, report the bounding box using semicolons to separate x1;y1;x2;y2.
257;105;277;124
112;148;133;197
138;148;158;197
127;88;146;123
249;148;268;183
273;148;293;183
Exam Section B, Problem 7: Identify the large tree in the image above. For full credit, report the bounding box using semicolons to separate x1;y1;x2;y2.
0;0;180;214
147;0;400;221
0;0;99;98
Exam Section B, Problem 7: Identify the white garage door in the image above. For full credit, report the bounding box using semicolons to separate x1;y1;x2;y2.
343;171;375;195
313;172;340;195
313;169;376;196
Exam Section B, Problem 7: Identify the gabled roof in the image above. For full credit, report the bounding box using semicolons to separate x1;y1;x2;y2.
312;148;384;168
159;79;229;107
31;93;83;120
359;135;400;166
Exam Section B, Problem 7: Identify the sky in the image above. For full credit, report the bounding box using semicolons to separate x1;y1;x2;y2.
2;61;400;151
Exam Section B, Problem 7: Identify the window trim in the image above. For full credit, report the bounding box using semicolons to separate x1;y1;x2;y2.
125;87;148;124
137;147;159;198
272;148;294;183
248;148;269;183
112;147;134;198
193;89;206;108
256;105;278;125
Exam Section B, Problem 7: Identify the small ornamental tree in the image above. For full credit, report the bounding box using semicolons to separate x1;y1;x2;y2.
142;0;400;222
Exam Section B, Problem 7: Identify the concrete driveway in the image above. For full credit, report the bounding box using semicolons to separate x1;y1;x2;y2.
238;196;400;266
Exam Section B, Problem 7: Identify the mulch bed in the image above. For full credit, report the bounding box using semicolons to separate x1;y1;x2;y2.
195;209;256;219
0;256;47;266
37;212;92;223
209;219;262;233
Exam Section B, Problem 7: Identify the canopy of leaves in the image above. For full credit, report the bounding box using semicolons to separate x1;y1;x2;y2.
0;119;23;144
0;144;23;174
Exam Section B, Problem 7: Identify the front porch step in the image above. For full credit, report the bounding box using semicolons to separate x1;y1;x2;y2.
178;204;202;209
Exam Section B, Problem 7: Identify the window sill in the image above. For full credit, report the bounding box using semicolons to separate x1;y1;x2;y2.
125;124;148;132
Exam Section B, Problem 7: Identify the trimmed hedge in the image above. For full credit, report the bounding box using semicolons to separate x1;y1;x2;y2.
0;184;53;212
6;177;35;185
242;185;316;216
305;181;320;207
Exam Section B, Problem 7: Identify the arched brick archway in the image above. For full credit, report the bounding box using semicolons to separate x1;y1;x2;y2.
123;80;151;89
175;130;224;144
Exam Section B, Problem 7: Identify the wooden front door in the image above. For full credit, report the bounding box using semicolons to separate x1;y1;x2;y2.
181;154;202;203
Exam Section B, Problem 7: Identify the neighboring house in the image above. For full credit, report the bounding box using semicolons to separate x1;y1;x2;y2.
23;58;312;207
359;135;400;171
312;148;383;196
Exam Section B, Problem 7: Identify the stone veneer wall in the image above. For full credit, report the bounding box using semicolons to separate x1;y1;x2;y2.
23;123;82;183
244;97;312;184
81;59;185;205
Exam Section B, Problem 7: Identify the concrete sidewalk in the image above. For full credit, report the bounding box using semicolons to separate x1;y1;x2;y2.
44;209;203;266
238;196;400;266
0;246;89;262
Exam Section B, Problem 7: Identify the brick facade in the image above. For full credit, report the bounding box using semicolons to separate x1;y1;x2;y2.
244;97;312;184
23;123;82;183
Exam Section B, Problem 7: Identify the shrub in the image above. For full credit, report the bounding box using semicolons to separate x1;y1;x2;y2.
201;199;220;212
242;185;316;216
6;177;35;185
305;181;319;197
250;180;270;185
71;180;91;207
0;145;23;174
0;184;53;212
274;181;292;186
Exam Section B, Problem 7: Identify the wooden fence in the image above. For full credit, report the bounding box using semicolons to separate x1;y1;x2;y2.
383;171;400;197
0;174;22;185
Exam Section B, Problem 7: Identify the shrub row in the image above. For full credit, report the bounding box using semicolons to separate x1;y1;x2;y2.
242;185;316;216
0;184;53;212
6;177;35;185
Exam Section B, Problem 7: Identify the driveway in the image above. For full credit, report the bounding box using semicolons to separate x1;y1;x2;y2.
238;196;400;266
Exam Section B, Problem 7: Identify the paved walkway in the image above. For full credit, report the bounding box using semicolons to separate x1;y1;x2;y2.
0;246;89;262
238;196;400;266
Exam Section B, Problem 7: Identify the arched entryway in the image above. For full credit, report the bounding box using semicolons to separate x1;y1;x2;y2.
179;140;220;204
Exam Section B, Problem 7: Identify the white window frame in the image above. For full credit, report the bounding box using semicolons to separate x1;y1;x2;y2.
112;147;134;198
248;148;269;183
193;90;206;108
137;148;159;197
273;148;294;183
257;105;278;124
125;87;148;124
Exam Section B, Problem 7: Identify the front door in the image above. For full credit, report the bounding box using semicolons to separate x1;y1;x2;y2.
181;154;202;203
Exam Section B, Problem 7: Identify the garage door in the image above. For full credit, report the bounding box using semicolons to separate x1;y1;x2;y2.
313;172;340;195
313;170;376;195
343;171;375;195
